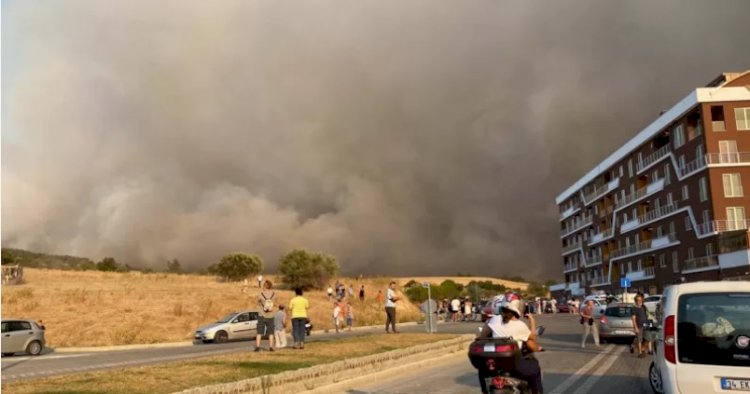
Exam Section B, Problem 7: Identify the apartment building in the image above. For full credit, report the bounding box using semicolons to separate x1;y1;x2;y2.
551;71;750;298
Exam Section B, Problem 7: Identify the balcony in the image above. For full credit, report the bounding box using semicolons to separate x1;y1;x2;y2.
677;155;707;177
626;266;656;282
588;228;614;246
682;255;719;273
712;121;726;132
616;178;665;210
583;178;620;206
590;276;610;287
563;263;578;273
696;220;750;235
561;215;594;238
706;152;750;165
559;204;581;221
611;233;679;260
637;145;671;174
620;203;680;234
548;283;567;292
561;242;583;255
584;253;603;267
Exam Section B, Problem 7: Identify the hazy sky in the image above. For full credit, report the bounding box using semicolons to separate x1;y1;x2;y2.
3;1;750;279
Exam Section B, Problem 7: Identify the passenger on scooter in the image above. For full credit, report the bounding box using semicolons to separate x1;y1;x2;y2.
478;292;543;394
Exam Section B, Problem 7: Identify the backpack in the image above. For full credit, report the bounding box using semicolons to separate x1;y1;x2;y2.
261;291;275;313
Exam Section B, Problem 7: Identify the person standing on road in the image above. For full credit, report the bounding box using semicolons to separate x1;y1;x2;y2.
289;287;309;349
385;281;400;333
346;301;354;331
359;285;365;302
274;305;287;349
451;297;461;322
631;293;652;357
255;280;276;352
257;274;263;288
348;284;355;299
550;298;558;314
580;299;600;348
333;301;342;333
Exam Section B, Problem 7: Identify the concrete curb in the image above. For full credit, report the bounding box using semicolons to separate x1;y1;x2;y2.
172;334;474;394
52;321;424;353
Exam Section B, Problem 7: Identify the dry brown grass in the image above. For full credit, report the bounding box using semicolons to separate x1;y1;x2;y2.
2;333;458;394
0;269;431;347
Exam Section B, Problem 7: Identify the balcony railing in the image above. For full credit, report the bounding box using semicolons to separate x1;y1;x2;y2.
561;242;582;255
626;266;656;282
678;155;707;176
559;204;581;221
561;215;594;237
706;152;750;165
696;220;750;235
682;255;719;272
616;178;665;209
611;233;678;259
583;178;620;206
620;203;679;234
590;276;610;286
588;228;614;245
584;253;603;267
563;263;578;273
637;145;671;173
712;121;726;132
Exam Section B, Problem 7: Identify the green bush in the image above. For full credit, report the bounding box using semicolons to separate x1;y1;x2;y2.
278;249;339;290
208;253;264;282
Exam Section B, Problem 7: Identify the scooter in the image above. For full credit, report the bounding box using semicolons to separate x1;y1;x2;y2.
468;326;545;394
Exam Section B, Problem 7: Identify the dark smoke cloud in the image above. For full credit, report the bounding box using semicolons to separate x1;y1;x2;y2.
3;1;750;279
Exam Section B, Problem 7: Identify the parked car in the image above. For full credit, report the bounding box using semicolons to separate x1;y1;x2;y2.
649;281;750;394
556;301;570;313
599;304;636;342
644;295;662;314
1;319;46;356
194;310;259;344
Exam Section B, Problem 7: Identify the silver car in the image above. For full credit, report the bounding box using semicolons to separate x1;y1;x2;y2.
194;310;259;344
2;319;46;356
599;304;636;342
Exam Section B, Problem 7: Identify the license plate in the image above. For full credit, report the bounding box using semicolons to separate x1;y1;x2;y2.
483;344;495;352
722;378;750;391
615;330;633;335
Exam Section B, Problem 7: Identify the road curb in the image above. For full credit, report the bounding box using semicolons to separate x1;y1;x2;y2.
172;334;475;394
51;321;423;353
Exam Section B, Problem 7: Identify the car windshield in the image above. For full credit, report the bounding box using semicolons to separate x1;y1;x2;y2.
677;292;750;367
644;296;660;303
216;313;237;323
605;306;633;318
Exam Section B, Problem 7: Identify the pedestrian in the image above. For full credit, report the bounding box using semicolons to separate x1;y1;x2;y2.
550;298;558;314
573;298;580;315
580;299;600;348
346;301;354;331
464;297;473;322
289;287;309;349
631;293;653;357
535;297;542;315
451;297;461;322
274;305;287;349
348;284;355;298
327;285;333;301
542;299;548;314
385;281;400;333
359;285;365;302
333;301;342;333
377;290;384;304
257;274;263;288
255;280;276;352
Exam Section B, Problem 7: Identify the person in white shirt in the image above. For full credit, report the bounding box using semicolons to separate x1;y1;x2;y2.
479;293;543;394
451;298;461;322
384;281;400;333
332;302;342;333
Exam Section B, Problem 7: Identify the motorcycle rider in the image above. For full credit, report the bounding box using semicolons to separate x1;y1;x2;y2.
478;292;543;394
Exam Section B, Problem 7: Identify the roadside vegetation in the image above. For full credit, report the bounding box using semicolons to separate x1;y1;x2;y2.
1;333;459;394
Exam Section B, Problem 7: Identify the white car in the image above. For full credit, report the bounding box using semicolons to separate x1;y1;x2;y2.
644;295;662;314
194;310;259;344
649;281;750;394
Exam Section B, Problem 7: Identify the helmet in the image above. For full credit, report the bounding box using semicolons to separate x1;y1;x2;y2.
493;292;523;318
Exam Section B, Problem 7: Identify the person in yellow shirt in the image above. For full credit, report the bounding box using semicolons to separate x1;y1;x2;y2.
289;288;310;349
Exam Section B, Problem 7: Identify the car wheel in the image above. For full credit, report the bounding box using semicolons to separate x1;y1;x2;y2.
202;340;212;344
649;361;664;394
26;340;43;356
214;331;228;344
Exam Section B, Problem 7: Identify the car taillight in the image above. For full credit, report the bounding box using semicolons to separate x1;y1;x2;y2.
495;344;515;352
470;344;483;353
664;315;676;364
600;316;608;325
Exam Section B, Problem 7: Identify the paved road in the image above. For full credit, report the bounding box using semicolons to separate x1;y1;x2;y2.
0;322;428;382
348;314;653;394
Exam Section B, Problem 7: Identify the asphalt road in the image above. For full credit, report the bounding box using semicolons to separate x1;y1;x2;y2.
346;314;653;394
1;314;654;394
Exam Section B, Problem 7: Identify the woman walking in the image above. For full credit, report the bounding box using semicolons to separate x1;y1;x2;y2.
580;299;600;348
289;288;310;349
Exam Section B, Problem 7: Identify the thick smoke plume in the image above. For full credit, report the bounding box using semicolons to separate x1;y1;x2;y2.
3;1;750;279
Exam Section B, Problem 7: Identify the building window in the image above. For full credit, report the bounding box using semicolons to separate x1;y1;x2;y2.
719;140;739;163
667;192;673;206
678;155;686;173
632;208;637;220
702;210;710;225
673;124;686;149
619;165;624;177
628;159;633;177
637;259;643;271
696;144;704;159
664;164;670;184
722;173;743;197
699;177;708;201
672;251;679;273
659;254;666;268
685;216;692;230
669;221;675;235
735;107;750;131
620;263;625;275
682;185;689;200
727;207;746;230
628;261;633;273
687;247;694;260
652;169;659;181
712;106;726;131
706;243;714;256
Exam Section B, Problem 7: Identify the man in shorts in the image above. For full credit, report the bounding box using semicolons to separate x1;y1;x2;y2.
255;280;276;352
630;293;652;357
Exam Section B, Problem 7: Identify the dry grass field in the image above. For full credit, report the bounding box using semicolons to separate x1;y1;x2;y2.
1;269;431;347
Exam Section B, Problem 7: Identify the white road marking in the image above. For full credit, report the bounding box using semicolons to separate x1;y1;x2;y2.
572;345;627;394
548;344;615;394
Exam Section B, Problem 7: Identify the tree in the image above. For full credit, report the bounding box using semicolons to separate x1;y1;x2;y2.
166;258;182;273
96;257;119;272
208;253;264;282
278;249;339;290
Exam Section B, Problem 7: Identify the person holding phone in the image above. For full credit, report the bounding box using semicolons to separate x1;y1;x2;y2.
385;281;400;333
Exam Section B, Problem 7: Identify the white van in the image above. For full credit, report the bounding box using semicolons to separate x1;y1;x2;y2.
650;281;750;394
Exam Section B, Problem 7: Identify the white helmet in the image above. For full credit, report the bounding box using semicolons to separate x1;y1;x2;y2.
493;292;523;318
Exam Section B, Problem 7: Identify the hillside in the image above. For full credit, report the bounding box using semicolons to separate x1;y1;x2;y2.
1;248;96;270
